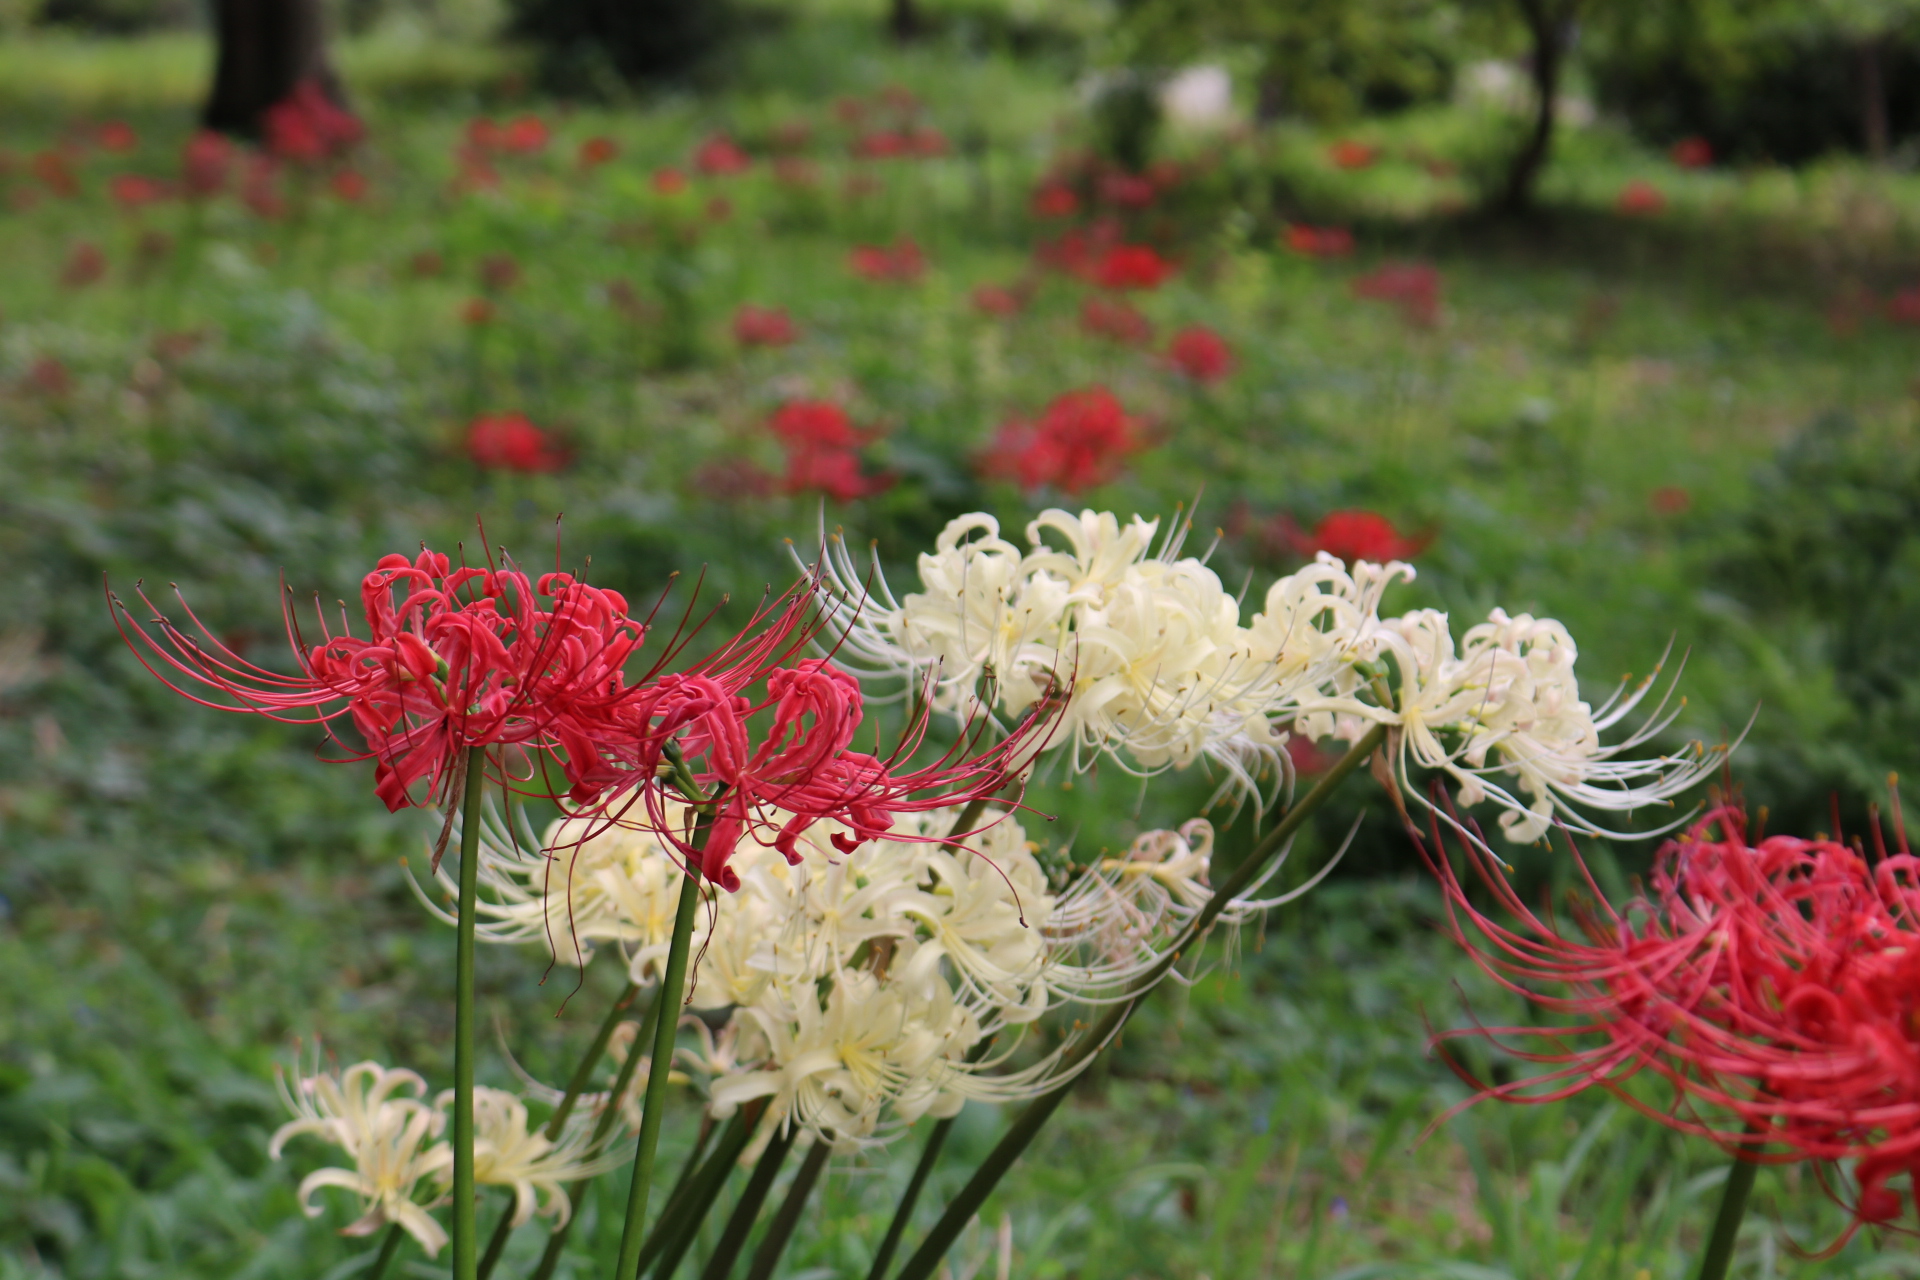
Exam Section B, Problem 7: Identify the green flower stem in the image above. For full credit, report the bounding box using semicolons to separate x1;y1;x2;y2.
865;1117;955;1280
1695;1148;1760;1280
365;1223;404;1280
696;1125;797;1280
641;1104;763;1279
891;723;1388;1280
454;747;487;1280
743;1139;831;1280
614;868;705;1280
477;979;642;1280
527;989;663;1280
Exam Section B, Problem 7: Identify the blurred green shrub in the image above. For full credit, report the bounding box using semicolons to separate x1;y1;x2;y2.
1114;0;1468;124
1584;0;1920;162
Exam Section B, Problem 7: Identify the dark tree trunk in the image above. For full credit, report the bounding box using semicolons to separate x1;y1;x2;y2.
1860;37;1889;162
1495;0;1575;216
203;0;346;139
889;0;920;42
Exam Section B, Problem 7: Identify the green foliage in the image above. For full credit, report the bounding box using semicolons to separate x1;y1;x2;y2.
1115;0;1467;123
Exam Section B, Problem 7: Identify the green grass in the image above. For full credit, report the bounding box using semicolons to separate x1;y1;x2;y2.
4;14;1920;1280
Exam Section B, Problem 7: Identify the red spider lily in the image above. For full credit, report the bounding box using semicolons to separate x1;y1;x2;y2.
1165;326;1234;383
1031;183;1079;218
1097;171;1155;208
909;127;949;158
1327;139;1378;170
25;357;72;397
782;447;892;503
109;546;666;814
1887;288;1920;328
500;115;549;154
1424;803;1920;1240
878;83;920;112
1094;244;1174;291
706;195;734;223
773;156;818;188
1670;136;1713;169
854;130;909;160
330;169;369;203
770;401;865;451
1078;296;1154;345
982;386;1142;495
478;254;521;293
241;155;286;219
652;167;689;195
734;304;799;347
110;174;168;210
834;96;867;125
264;79;364;165
694;134;750;176
1272;510;1430;563
848;239;926;283
33;151;79;198
1353;262;1441;327
467;119;504;152
1649;486;1691;516
181;131;233;198
466;413;569;474
970;284;1025;317
97;120;138;152
461;298;496;326
409;250;445;278
1617;180;1666;216
60;242;106;288
1283;223;1355;258
578;136;619;168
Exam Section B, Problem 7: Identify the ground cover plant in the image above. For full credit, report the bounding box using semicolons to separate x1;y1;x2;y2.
6;6;1920;1279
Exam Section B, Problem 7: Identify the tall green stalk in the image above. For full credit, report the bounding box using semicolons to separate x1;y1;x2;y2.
527;989;663;1280
1694;1149;1760;1280
453;748;487;1280
696;1127;797;1280
365;1223;404;1280
744;1139;831;1280
614;869;705;1280
890;724;1388;1280
640;1105;763;1279
477;979;641;1280
865;1117;955;1280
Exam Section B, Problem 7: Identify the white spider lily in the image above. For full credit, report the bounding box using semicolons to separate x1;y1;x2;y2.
817;510;1349;808
269;1061;452;1256
431;1087;621;1228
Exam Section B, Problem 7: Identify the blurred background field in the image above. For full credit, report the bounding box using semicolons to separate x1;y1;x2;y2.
4;0;1920;1276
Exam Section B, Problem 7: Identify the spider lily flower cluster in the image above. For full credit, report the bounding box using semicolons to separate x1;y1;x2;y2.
430;798;1273;1158
271;1059;617;1257
822;508;1724;841
1428;804;1920;1241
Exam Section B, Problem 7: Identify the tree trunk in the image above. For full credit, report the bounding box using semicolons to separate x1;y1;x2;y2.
1495;0;1572;216
203;0;346;139
889;0;920;42
1860;37;1889;162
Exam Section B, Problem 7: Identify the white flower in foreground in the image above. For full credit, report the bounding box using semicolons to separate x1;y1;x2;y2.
432;1087;618;1228
270;1061;451;1256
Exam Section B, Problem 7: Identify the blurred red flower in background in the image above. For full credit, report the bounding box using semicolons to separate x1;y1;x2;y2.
652;167;688;195
982;386;1143;494
768;401;889;501
773;156;818;187
734;304;799;347
1079;295;1154;345
181;131;232;198
60;242;106;288
409;250;444;278
1283;223;1355;258
264;79;364;164
466;412;569;473
770;401;865;452
1031;183;1079;218
848;239;926;283
695;134;750;175
467;119;504;151
460;298;496;325
908;127;949;157
97;120;138;152
33;151;79;198
240;155;285;219
1649;486;1692;515
110;175;168;210
854;130;908;159
1353;262;1442;327
1099;171;1156;207
1272;510;1430;563
499;115;549;154
1887;287;1920;327
478;254;521;293
1094;244;1173;290
970;284;1026;316
1328;139;1378;170
330;169;369;202
1617;180;1666;215
578;136;619;168
1166;326;1234;383
1669;136;1713;168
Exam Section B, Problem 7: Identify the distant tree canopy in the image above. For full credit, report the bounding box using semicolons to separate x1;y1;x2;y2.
1115;0;1471;124
1584;0;1920;162
506;0;733;95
